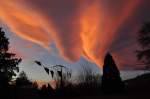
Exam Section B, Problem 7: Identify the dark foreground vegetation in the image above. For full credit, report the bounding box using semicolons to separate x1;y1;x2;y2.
0;72;150;99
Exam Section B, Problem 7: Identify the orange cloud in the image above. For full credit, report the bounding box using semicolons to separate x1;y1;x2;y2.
0;1;52;49
80;0;141;67
0;0;142;68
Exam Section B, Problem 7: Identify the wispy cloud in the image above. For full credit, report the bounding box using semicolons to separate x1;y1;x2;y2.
0;0;149;69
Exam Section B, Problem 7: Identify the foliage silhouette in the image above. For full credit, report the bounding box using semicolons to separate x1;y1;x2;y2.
136;22;150;69
32;81;39;89
16;71;32;87
76;63;101;95
101;53;125;93
0;27;21;98
38;62;101;97
40;84;54;97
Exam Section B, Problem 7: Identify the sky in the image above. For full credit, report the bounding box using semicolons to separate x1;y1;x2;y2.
0;0;150;81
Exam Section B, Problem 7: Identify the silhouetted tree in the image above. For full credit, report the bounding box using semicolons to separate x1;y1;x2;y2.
47;84;54;96
32;81;39;89
101;53;125;93
137;22;150;69
40;84;48;97
16;71;32;87
0;28;21;89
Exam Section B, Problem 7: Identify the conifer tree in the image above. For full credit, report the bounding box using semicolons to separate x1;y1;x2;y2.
0;28;21;88
101;53;125;93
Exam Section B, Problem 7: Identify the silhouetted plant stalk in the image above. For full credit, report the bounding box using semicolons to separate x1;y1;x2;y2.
34;61;72;89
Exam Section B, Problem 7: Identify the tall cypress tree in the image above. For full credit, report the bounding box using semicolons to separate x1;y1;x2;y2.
0;28;21;88
101;53;125;93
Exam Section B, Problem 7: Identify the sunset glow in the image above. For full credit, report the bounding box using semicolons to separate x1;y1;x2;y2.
0;0;149;70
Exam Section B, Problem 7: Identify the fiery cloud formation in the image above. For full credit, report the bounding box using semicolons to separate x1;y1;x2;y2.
0;0;147;68
0;1;52;49
80;0;141;66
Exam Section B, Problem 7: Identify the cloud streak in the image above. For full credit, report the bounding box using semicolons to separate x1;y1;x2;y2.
0;0;146;68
